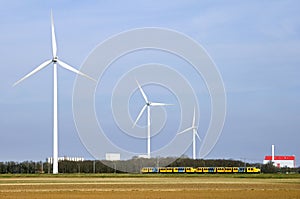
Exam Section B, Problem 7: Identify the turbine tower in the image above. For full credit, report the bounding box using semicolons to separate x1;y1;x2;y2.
13;11;95;174
177;107;201;160
132;80;171;159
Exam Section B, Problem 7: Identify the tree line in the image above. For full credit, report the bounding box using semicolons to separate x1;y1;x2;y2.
0;157;298;174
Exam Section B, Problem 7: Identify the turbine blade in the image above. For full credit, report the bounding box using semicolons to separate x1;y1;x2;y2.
177;127;193;135
136;80;148;103
51;10;57;58
132;105;147;128
150;102;173;106
57;60;96;82
13;59;52;87
195;129;202;141
192;107;196;127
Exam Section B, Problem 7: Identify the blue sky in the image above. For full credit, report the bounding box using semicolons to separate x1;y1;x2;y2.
1;1;299;166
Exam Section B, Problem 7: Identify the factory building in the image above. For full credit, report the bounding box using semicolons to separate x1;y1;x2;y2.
46;156;84;164
263;145;296;168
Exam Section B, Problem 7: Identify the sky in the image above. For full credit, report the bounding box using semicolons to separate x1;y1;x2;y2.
1;1;299;166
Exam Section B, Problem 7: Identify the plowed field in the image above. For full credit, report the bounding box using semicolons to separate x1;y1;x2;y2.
0;176;299;199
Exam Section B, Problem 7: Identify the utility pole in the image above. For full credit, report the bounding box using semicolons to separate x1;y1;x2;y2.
93;160;96;174
240;157;246;168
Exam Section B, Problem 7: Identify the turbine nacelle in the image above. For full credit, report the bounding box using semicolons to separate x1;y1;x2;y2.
52;56;58;63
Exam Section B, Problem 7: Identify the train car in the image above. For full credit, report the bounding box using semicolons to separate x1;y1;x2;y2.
141;167;158;173
173;167;185;173
150;167;158;173
225;167;232;173
195;167;203;173
141;167;149;173
202;167;209;173
166;167;173;173
232;167;239;173
208;167;215;173
158;167;167;173
246;167;261;173
216;167;225;173
185;167;195;173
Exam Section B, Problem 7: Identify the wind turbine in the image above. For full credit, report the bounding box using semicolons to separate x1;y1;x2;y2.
13;11;95;174
177;107;201;160
132;80;171;159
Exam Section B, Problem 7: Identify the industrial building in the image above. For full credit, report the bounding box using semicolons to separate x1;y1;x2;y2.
46;156;84;164
263;145;296;168
105;153;121;161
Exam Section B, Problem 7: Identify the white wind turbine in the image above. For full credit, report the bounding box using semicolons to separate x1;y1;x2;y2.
13;11;95;174
132;80;171;159
177;107;201;160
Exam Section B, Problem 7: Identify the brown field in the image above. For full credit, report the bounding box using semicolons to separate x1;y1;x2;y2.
0;175;299;199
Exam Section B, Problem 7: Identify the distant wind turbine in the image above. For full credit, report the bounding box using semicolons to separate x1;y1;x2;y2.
132;80;172;159
177;107;201;160
13;11;96;174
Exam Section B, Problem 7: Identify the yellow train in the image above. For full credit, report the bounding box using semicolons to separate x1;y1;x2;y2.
141;167;260;174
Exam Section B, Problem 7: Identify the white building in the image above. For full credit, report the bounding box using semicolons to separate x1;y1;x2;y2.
47;156;84;164
137;154;149;159
263;156;296;168
105;153;120;161
263;145;296;168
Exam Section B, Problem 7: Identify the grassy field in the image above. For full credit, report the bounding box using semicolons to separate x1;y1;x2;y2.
0;174;299;199
0;173;300;178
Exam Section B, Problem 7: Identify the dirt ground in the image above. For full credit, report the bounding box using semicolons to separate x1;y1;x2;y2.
0;177;299;199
